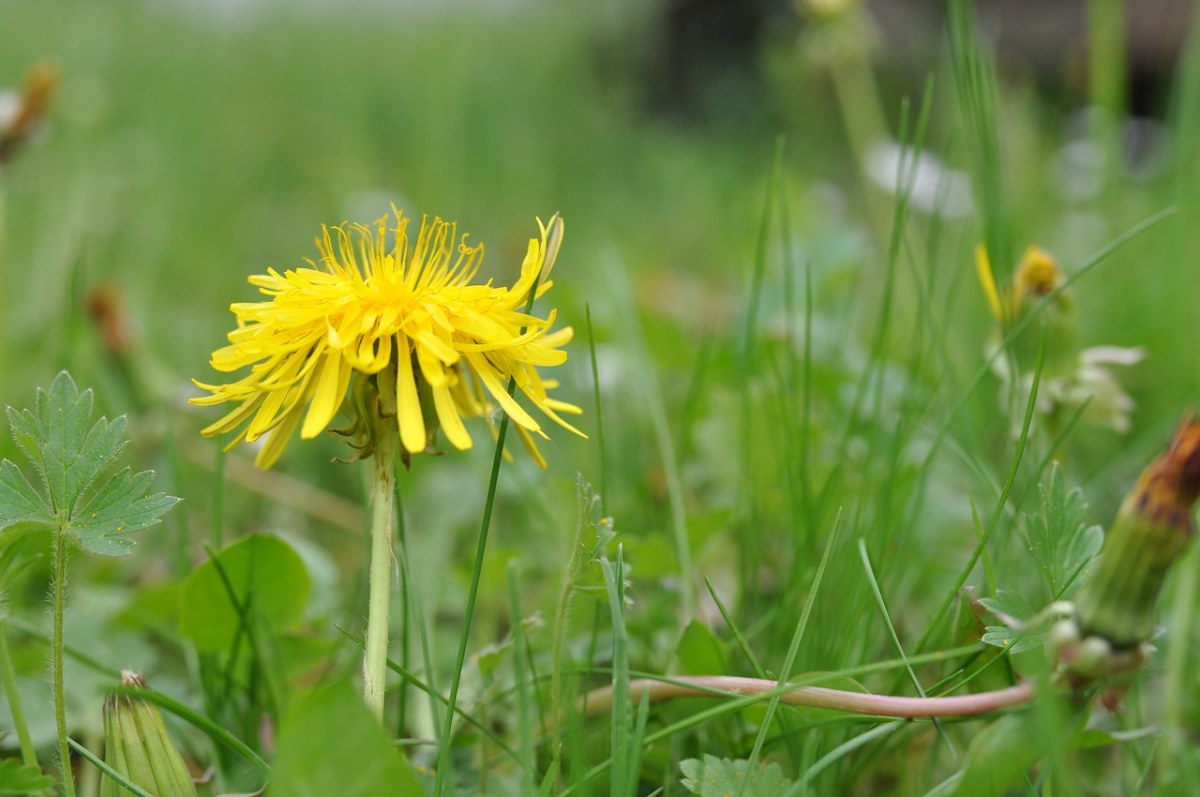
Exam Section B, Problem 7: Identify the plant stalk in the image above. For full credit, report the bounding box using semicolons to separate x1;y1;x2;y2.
363;374;399;721
53;530;77;797
0;616;37;767
582;676;1034;720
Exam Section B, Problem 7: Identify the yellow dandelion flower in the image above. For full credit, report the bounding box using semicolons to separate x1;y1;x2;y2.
974;241;1143;434
974;244;1065;325
192;208;584;468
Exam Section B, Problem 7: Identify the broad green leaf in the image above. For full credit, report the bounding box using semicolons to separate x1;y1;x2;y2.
0;372;179;556
679;755;793;796
271;679;425;796
675;620;727;676
922;714;1042;797
0;758;55;793
178;534;311;651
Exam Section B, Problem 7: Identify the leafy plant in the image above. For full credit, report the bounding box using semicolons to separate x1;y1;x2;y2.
679;755;794;797
0;372;179;797
1023;463;1104;599
0;371;179;554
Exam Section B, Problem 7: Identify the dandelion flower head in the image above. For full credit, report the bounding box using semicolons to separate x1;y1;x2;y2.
973;241;1143;434
975;244;1067;324
192;208;583;468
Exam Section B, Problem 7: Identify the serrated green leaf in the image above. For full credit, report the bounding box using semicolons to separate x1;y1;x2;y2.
978;590;1034;624
978;591;1047;653
679;755;793;796
0;758;56;793
1024;464;1102;598
7;372;128;517
0;372;178;557
69;469;181;556
0;460;54;531
0;534;40;593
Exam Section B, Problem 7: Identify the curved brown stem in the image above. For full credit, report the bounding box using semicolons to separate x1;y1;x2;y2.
584;676;1035;720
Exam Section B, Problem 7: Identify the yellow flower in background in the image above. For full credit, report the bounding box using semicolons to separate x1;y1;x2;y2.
193;209;583;468
974;244;1067;326
974;243;1143;434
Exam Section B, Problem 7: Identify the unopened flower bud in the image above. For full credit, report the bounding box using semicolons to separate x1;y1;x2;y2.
102;671;197;797
1074;416;1200;647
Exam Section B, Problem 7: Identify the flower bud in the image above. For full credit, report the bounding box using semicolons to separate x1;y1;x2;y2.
102;671;197;797
1074;416;1200;647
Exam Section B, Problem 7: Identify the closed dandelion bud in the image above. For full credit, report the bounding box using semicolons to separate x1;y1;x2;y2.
101;671;197;797
976;245;1080;378
1074;416;1200;648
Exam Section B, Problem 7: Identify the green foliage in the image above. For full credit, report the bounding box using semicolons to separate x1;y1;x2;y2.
679;755;794;796
923;713;1043;797
978;590;1046;654
271;679;425;796
0;372;178;556
0;758;55;794
1024;464;1104;599
675;621;728;676
178;533;311;652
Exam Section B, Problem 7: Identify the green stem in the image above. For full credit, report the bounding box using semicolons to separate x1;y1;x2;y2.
363;385;399;721
53;531;77;797
1160;544;1199;781
433;411;511;797
0;616;37;767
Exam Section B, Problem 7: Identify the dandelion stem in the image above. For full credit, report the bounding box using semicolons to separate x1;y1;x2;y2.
363;373;399;721
0;616;37;767
582;676;1035;720
52;529;77;797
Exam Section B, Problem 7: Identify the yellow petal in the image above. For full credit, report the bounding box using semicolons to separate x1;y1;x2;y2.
256;402;303;469
466;352;542;432
394;332;427;453
975;243;1004;322
301;353;348;439
432;383;472;450
514;425;548;469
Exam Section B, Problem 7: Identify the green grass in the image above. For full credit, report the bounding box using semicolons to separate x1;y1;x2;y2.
3;0;1200;794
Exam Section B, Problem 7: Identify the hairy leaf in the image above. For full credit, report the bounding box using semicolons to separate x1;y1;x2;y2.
0;372;179;556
